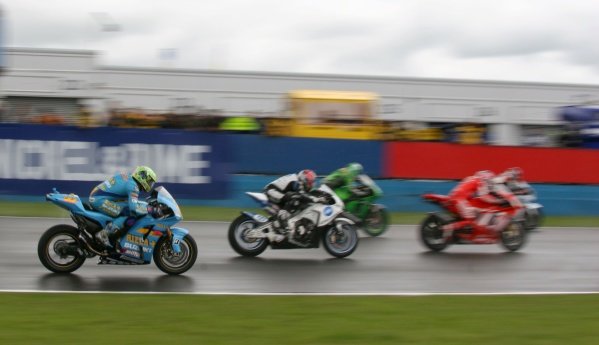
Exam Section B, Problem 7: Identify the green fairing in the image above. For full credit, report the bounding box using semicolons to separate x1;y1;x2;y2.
323;172;389;236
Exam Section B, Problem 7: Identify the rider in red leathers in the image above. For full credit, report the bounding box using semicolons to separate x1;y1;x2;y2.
444;170;523;239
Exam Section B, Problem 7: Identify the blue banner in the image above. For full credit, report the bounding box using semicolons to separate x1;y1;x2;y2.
0;124;232;199
227;134;384;177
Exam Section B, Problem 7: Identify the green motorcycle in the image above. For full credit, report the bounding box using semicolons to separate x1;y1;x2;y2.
332;174;389;237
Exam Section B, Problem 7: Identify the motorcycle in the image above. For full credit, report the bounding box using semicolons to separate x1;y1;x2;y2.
228;184;359;258
331;174;389;237
515;188;543;231
419;193;527;252
38;186;198;275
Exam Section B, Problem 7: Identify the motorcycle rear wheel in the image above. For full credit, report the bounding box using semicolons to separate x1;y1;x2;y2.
322;219;359;258
228;214;268;257
153;234;197;275
500;221;527;252
38;224;86;273
419;214;449;252
363;205;389;237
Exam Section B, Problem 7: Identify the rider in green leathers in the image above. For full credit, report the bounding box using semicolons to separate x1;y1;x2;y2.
322;163;368;201
323;162;389;236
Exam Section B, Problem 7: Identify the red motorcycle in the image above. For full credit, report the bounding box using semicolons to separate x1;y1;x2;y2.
419;193;527;252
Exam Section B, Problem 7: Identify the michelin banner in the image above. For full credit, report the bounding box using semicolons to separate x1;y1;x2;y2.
0;124;232;199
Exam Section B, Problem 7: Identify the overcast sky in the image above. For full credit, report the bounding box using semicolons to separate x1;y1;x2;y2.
2;0;599;84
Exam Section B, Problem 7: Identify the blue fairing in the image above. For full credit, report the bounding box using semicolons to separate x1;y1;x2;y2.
46;190;113;227
170;227;189;253
156;187;183;220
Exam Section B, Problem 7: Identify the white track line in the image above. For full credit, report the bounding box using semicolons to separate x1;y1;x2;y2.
1;290;598;296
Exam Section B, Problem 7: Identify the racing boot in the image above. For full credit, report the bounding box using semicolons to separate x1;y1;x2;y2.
108;217;135;252
95;223;115;248
274;209;291;234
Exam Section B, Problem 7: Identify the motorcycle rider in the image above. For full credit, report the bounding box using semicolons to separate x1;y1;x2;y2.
263;169;317;236
444;170;523;238
323;162;370;200
89;166;158;249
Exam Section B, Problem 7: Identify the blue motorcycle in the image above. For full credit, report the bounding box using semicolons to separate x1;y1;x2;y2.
38;186;197;275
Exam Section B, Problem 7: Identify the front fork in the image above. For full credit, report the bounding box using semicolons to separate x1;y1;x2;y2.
168;227;189;254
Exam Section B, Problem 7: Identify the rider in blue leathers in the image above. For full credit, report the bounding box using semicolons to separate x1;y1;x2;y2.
89;166;158;249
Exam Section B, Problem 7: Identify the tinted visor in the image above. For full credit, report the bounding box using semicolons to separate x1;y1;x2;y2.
147;176;156;189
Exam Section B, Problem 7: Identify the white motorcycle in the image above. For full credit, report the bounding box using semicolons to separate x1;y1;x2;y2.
518;189;544;231
228;184;359;258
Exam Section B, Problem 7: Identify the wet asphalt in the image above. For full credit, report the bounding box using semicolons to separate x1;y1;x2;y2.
1;217;598;294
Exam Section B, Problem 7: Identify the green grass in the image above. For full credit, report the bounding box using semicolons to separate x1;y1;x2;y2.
2;200;599;226
1;293;598;345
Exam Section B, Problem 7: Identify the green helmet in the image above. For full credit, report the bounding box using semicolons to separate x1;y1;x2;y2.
132;166;157;192
346;162;363;177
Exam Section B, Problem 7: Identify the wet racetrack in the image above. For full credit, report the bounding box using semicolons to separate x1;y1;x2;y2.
1;217;598;294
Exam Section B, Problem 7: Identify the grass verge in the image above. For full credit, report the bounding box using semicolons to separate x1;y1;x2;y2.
1;200;598;227
1;293;598;345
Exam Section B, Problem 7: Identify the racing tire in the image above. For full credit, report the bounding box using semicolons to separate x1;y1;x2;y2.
363;204;389;237
419;213;449;252
153;234;198;275
524;209;543;231
322;219;359;258
38;224;86;274
228;214;268;257
500;221;527;252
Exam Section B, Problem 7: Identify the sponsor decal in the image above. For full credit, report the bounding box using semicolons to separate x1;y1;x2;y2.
255;214;269;222
123;242;139;251
63;194;78;204
126;234;149;246
124;249;141;258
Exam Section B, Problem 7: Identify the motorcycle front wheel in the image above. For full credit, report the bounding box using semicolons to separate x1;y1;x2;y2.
228;214;268;257
38;224;86;273
322;219;359;258
419;213;449;252
524;208;543;231
500;221;527;252
363;204;389;237
153;235;197;275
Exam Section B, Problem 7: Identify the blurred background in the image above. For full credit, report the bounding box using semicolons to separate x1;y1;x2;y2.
1;0;599;216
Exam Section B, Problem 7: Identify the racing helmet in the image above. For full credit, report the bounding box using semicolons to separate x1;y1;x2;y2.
132;166;157;192
505;167;523;181
297;169;316;192
346;162;363;177
474;170;495;187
